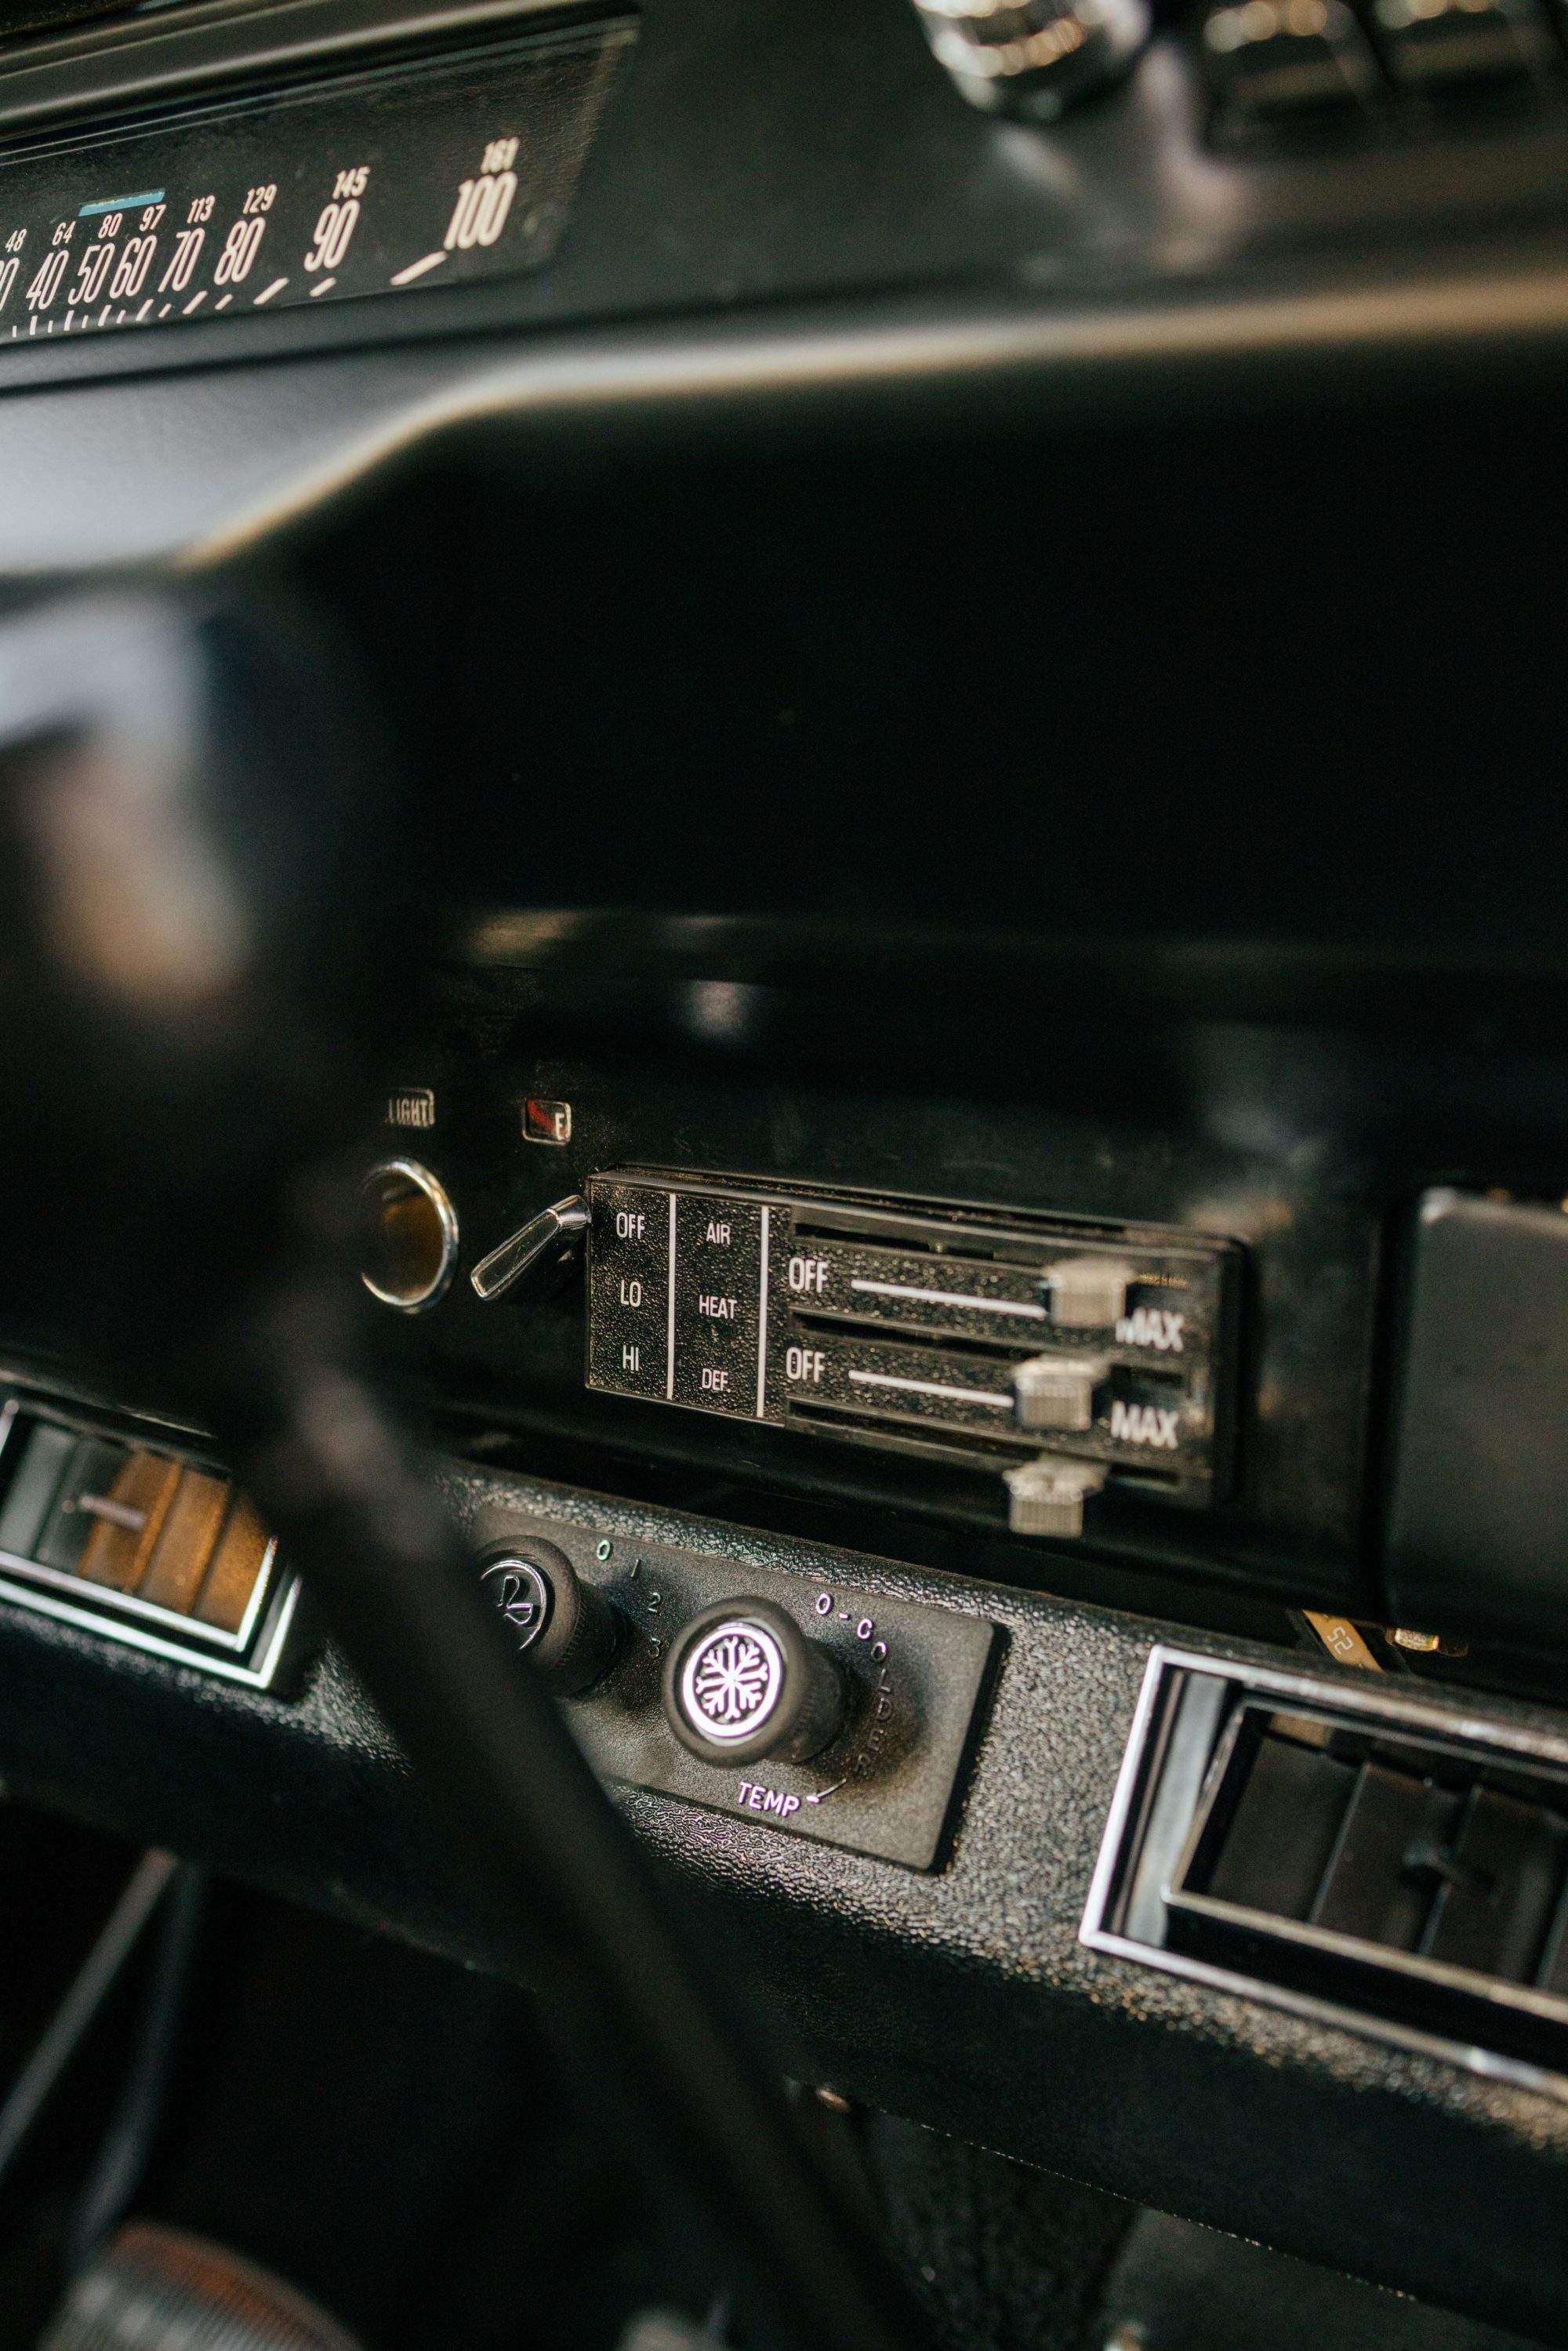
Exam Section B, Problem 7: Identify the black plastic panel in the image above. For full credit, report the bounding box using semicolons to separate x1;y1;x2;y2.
354;1005;1375;1609
584;1170;1239;1506
470;1499;999;1868
1386;1189;1568;1643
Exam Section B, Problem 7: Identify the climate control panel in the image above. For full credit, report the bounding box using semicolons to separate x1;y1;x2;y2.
585;1172;1242;1537
465;1499;1000;1870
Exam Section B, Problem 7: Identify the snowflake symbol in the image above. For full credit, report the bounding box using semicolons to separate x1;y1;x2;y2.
691;1632;774;1727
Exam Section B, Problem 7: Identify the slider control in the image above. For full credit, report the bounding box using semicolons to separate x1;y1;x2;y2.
1040;1256;1134;1329
470;1195;590;1303
1011;1352;1109;1433
1004;1457;1106;1539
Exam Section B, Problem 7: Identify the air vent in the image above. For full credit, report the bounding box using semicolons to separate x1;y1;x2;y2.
1082;1647;1568;2091
0;1389;304;1688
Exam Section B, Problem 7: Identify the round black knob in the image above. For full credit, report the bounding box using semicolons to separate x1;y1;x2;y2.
663;1597;849;1767
477;1537;618;1696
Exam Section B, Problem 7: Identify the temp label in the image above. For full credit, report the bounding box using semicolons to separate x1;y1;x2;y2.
737;1780;800;1818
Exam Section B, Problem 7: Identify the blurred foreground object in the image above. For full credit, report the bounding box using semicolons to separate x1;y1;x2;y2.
0;591;926;2351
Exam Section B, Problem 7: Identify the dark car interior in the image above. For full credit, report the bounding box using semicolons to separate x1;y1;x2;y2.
0;0;1565;2347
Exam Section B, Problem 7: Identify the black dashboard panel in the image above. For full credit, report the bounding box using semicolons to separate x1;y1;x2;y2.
358;997;1378;1608
302;931;1566;1668
581;1172;1240;1508
469;1498;1001;1869
0;0;1565;403
1;0;1567;2333
0;1461;1563;2343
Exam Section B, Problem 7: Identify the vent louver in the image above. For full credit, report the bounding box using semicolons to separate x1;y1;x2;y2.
1083;1647;1568;2091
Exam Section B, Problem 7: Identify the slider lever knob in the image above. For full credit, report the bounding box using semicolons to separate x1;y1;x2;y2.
470;1194;589;1303
1004;1457;1105;1538
1040;1255;1134;1329
1011;1351;1109;1432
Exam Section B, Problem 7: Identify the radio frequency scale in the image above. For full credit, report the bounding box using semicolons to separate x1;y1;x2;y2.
0;16;630;341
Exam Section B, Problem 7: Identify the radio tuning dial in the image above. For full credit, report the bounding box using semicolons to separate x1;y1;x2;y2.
909;0;1149;122
664;1598;850;1768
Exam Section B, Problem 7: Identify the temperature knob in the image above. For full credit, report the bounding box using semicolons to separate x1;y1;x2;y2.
664;1598;849;1767
477;1537;619;1696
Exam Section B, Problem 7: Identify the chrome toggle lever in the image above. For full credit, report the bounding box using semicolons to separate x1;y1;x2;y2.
470;1194;590;1303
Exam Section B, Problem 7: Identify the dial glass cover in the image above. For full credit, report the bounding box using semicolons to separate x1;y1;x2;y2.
0;19;631;343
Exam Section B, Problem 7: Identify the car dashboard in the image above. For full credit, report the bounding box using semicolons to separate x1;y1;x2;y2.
0;0;1566;2342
